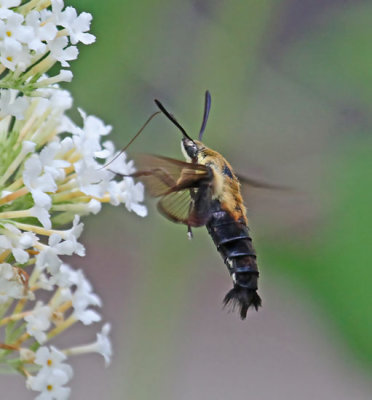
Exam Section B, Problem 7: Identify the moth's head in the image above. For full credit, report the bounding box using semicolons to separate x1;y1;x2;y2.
181;138;204;162
154;91;211;162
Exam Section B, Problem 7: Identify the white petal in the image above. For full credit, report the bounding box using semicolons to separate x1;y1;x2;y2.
12;248;29;263
131;203;147;217
31;189;52;209
30;207;52;229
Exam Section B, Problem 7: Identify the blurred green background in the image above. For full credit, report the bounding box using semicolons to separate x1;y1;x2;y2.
27;0;372;399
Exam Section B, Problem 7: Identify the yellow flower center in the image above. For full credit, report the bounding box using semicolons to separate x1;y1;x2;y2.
6;31;12;37
6;56;12;62
47;359;53;366
47;385;53;391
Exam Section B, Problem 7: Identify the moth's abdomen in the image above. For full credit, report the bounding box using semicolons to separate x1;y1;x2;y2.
206;201;261;319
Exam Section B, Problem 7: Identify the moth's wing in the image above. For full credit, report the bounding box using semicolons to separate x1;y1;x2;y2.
158;183;214;228
133;154;212;226
236;173;292;191
157;190;193;225
133;154;210;197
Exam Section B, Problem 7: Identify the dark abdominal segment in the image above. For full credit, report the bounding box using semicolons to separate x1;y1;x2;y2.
206;200;261;319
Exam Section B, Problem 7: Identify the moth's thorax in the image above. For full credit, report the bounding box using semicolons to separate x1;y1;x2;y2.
181;139;248;224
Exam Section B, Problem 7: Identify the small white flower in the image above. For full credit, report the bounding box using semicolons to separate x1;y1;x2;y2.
0;89;29;120
86;199;101;215
64;9;95;45
0;39;30;71
42;88;73;115
26;10;58;54
0;263;25;303
109;178;147;217
23;154;57;209
69;269;102;325
58;137;74;154
37;69;73;87
94;323;112;366
36;272;55;291
74;158;110;198
57;69;73;82
59;216;85;256
64;323;112;366
35;346;73;379
64;199;102;216
30;206;52;229
53;263;75;288
25;302;52;344
27;365;72;400
76;108;110;140
106;151;136;176
39;142;70;182
48;36;78;67
0;0;21;19
79;108;112;136
35;235;63;275
94;140;115;159
73;109;112;163
56;269;76;291
36;227;85;275
0;224;37;263
51;1;95;45
0;12;33;45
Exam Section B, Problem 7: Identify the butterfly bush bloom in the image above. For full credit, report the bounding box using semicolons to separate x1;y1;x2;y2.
0;1;146;398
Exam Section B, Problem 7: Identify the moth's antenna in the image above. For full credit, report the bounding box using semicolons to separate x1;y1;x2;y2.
199;90;211;141
101;111;160;169
154;99;195;142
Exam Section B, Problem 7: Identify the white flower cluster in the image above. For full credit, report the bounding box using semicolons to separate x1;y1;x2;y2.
0;1;146;399
0;0;95;96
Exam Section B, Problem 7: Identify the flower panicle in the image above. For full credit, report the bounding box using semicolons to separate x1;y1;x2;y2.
0;1;146;398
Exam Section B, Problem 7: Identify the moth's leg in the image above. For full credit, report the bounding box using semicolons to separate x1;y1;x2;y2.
187;224;193;240
187;191;195;240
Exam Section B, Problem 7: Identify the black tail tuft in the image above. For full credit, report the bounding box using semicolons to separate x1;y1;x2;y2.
223;286;262;320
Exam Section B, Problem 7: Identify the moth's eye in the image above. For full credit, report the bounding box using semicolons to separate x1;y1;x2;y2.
186;144;198;158
182;138;198;159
